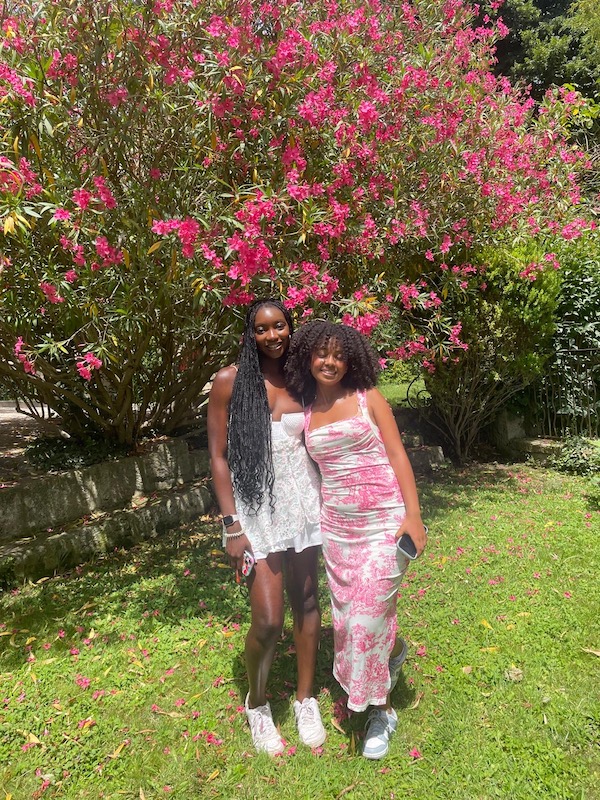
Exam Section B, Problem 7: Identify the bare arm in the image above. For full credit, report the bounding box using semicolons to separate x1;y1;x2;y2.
367;388;428;555
206;366;251;570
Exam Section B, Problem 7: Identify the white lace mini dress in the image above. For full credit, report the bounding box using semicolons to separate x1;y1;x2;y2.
228;412;322;560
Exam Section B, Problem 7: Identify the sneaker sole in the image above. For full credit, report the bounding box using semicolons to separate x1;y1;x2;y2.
362;744;389;760
299;729;327;748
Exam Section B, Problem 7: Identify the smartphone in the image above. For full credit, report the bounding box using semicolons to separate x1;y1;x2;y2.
396;533;418;561
241;549;255;577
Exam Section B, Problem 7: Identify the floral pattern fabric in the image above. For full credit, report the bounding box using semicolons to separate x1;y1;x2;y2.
305;391;408;712
229;412;322;559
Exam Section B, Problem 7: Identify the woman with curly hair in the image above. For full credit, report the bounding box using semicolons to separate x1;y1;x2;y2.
207;299;325;756
285;320;427;760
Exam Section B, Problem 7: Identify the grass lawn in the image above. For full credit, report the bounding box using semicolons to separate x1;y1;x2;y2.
1;464;599;799
378;379;428;409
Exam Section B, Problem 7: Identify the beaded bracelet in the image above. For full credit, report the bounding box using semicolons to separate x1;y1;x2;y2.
224;528;244;540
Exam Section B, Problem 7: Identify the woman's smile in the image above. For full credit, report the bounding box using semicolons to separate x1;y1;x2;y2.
311;338;348;385
254;305;291;360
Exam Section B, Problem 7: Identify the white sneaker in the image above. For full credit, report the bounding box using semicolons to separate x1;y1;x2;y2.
362;707;398;760
388;638;408;693
293;697;326;747
245;693;285;755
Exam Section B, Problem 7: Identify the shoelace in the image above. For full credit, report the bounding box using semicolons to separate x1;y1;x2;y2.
366;711;389;737
250;708;273;738
300;703;316;723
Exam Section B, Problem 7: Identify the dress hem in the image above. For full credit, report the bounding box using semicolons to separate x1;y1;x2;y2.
252;537;323;561
334;668;390;713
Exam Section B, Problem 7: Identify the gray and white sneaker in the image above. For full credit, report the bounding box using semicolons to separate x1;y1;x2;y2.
388;638;408;693
362;707;398;760
245;693;285;755
293;697;326;747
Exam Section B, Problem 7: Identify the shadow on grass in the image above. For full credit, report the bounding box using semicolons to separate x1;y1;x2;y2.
227;622;417;746
418;463;537;523
0;465;546;684
0;519;252;668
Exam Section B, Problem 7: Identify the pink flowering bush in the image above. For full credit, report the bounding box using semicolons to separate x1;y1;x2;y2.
0;0;591;443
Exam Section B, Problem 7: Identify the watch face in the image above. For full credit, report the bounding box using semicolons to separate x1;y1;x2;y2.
223;515;235;527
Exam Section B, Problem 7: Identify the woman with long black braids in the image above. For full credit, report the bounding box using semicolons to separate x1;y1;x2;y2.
207;298;325;755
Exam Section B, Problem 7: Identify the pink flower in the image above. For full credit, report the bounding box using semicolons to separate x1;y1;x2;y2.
409;747;423;759
93;176;117;209
105;86;128;107
64;269;78;283
40;281;64;304
152;218;181;235
76;363;92;381
357;100;379;130
52;207;71;221
94;236;123;267
72;188;92;210
83;352;103;370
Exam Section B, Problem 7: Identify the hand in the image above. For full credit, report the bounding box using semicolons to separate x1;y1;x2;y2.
396;513;427;556
225;524;252;576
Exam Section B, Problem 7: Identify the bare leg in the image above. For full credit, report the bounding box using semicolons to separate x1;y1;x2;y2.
285;546;321;702
245;552;285;708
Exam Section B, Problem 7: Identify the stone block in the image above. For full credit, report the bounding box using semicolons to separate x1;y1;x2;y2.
407;445;445;473
0;440;207;542
0;481;213;585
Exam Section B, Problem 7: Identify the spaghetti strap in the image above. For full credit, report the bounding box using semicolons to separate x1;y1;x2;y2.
304;404;313;434
356;390;368;415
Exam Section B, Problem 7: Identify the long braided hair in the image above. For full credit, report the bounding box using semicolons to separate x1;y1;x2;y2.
227;298;294;514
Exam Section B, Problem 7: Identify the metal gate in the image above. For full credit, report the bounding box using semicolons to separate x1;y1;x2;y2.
533;348;599;438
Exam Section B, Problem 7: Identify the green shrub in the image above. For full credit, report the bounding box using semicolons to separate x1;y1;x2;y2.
422;242;561;462
551;436;600;476
25;435;129;472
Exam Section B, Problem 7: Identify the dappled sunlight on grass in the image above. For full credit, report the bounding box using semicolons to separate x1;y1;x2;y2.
1;466;599;799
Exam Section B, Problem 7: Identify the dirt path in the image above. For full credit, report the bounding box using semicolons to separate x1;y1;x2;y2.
0;402;62;486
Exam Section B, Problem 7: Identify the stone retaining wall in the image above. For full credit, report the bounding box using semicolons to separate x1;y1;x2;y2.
0;439;209;541
0;431;445;588
0;439;213;587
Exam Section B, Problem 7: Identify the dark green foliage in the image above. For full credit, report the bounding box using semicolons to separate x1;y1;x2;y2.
552;234;600;352
423;244;560;462
507;232;600;437
550;436;600;474
493;0;600;99
25;435;129;472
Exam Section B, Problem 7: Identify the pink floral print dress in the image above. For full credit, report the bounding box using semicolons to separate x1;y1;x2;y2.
305;391;408;712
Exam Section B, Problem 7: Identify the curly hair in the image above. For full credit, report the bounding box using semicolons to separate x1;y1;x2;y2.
285;319;380;404
227;298;294;514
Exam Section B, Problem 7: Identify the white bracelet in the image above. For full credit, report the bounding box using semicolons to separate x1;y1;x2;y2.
224;528;244;540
